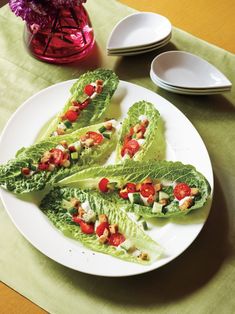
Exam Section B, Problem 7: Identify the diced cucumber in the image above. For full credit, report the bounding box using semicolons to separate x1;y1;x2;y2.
30;164;37;171
142;221;148;230
69;207;78;215
152;202;163;213
98;126;107;133
128;192;142;204
71;152;79;160
159;191;169;200
64;120;72;128
103;132;111;139
120;239;134;251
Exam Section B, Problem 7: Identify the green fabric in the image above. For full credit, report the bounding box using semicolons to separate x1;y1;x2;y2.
0;0;235;313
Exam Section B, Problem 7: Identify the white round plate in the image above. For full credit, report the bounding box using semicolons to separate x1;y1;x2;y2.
0;80;213;277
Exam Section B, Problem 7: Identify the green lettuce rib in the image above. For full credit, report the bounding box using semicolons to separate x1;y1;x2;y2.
40;187;163;264
59;160;211;218
0;122;117;194
39;69;119;140
116;101;165;162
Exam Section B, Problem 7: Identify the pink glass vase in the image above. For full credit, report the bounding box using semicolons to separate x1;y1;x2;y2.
24;5;95;64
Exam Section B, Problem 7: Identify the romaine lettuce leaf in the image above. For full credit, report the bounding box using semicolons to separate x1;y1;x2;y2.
59;160;211;218
40;187;163;264
0;121;117;194
39;69;119;140
116;101;165;162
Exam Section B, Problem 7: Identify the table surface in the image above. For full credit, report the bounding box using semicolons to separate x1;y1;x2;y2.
0;0;234;313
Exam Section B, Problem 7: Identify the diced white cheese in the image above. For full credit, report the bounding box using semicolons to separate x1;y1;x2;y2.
83;209;96;223
56;144;66;152
138;115;148;121
81;200;91;212
90;92;98;99
136;139;145;146
58;122;67;130
178;196;193;206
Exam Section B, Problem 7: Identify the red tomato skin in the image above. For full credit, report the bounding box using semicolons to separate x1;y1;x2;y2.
49;148;64;165
98;178;110;193
140;183;155;197
65;110;78;122
119;189;129;199
79;99;90;110
96;222;110;237
84;84;95;96
86;131;104;145
108;233;125;247
38;162;49;171
73;216;94;234
126;183;136;193
173;183;191;200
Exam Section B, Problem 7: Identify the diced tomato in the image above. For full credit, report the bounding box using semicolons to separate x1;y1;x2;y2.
108;233;125;247
126;183;136;193
71;100;81;107
84;84;95;96
68;145;76;152
138;125;146;134
96;222;110;237
72;216;94;234
21;167;30;175
95;85;103;94
38;162;49;171
79;99;90;110
140;183;155;197
65;110;78;122
49;148;64;165
80;221;94;234
123;139;140;157
129;127;134;137
98;178;110;193
173;183;191;200
86;131;103;145
147;195;155;204
119;188;128;199
72;216;82;224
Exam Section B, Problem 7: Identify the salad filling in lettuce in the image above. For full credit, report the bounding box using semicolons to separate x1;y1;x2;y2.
0;121;117;194
40;187;163;264
116;101;165;162
59;160;211;218
39;69;119;140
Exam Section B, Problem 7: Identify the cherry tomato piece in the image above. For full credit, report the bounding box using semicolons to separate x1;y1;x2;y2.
98;178;110;193
119;188;128;199
49;148;64;165
126;183;136;193
79;99;90;110
86;131;103;145
65;110;78;122
173;183;191;200
123;139;140;157
140;183;155;197
84;84;95;96
79;221;94;234
96;222;110;237
72;216;82;225
108;233;125;247
38;162;49;171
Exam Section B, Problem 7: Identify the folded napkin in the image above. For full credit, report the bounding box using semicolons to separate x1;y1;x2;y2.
0;0;235;313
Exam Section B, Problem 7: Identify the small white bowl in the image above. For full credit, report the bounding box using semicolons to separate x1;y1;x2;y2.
151;51;232;89
107;12;172;50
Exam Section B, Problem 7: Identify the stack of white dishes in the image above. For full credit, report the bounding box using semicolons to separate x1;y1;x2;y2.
150;51;232;95
107;12;172;56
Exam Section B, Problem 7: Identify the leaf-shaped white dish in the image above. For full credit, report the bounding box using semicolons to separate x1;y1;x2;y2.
107;12;172;50
151;51;232;89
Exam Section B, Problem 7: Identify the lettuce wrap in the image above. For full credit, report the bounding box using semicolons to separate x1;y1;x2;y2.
59;160;211;218
40;187;163;264
39;69;119;140
116;101;165;162
0;121;117;194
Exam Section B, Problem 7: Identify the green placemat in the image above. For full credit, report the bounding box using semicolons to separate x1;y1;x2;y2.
0;1;235;313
